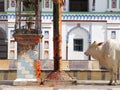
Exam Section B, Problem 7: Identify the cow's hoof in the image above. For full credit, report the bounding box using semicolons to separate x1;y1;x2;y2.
113;83;117;86
108;83;117;86
108;83;112;85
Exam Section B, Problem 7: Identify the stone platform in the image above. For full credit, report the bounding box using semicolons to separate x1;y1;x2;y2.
0;60;112;81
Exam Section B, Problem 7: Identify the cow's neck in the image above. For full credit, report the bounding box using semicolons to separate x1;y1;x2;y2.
92;47;103;60
96;47;110;68
93;46;108;67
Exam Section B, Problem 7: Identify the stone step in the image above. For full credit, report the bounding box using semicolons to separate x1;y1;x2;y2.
0;70;111;81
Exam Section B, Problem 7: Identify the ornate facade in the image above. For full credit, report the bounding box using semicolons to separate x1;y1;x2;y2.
0;0;120;60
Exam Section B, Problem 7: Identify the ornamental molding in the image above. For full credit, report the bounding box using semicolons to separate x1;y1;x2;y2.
0;13;120;21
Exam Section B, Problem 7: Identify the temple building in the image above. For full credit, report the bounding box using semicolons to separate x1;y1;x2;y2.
0;0;120;61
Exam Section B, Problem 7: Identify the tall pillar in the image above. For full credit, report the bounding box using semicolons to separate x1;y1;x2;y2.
44;0;76;85
53;0;63;71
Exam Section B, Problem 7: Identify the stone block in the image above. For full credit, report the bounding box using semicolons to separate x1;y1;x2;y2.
77;71;87;80
91;71;102;80
8;71;16;80
105;72;110;80
62;61;70;70
92;60;100;70
25;75;35;79
0;72;4;80
67;71;74;78
0;60;9;69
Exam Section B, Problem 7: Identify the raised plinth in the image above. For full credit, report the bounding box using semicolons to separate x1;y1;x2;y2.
14;79;40;86
43;71;77;85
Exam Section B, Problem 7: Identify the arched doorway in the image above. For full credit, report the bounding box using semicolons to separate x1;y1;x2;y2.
66;26;89;60
0;27;7;59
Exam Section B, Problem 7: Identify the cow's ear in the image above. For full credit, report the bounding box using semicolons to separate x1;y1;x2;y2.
92;41;97;45
97;42;103;46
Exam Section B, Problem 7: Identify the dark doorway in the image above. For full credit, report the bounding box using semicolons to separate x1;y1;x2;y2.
0;28;7;59
69;0;88;12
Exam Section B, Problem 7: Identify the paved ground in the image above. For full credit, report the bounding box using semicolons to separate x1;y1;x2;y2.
0;80;120;90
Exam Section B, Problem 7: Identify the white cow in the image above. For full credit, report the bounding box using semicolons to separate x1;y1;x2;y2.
84;40;120;85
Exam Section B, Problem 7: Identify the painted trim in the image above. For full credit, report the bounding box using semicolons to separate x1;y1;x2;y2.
107;28;120;30
0;13;120;21
62;20;107;22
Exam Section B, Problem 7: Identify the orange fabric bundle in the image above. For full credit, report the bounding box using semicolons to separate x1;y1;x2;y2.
35;60;41;81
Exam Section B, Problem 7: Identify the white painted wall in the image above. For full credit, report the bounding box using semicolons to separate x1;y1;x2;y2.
41;22;53;60
95;0;107;12
62;0;69;12
89;0;94;12
91;22;107;42
62;23;67;60
8;17;17;59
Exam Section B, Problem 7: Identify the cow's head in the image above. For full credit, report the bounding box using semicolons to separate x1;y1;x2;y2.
84;41;103;57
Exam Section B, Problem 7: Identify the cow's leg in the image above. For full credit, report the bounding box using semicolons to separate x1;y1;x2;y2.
114;72;117;85
108;71;113;85
113;67;118;85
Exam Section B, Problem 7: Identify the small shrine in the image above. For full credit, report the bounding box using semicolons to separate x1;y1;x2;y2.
13;0;42;85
